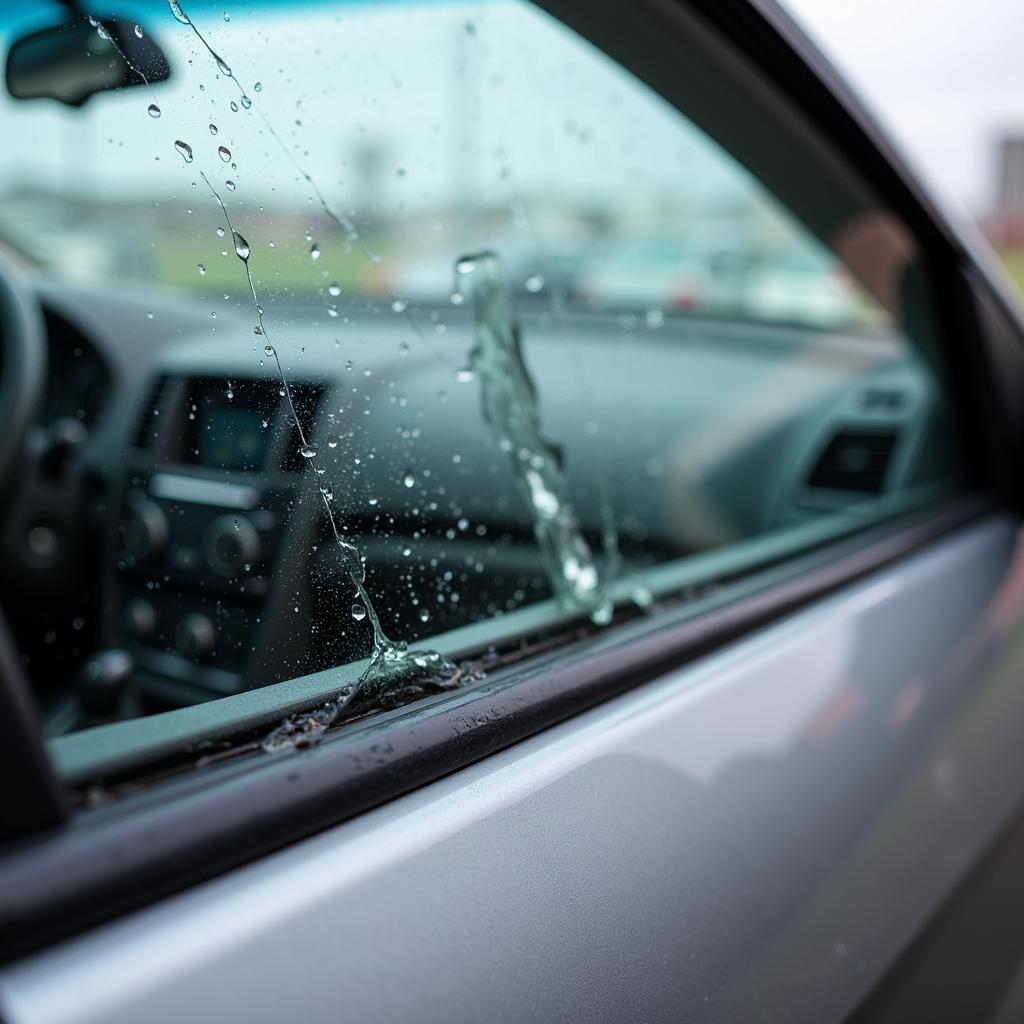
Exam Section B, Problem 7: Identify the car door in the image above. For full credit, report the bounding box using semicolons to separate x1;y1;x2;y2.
2;1;1024;1022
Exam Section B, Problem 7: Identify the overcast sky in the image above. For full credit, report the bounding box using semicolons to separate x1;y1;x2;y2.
4;0;1020;232
783;0;1024;220
0;2;772;210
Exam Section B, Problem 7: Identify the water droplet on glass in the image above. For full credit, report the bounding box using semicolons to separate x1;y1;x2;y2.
418;608;431;623
197;263;206;275
309;243;320;261
299;443;316;459
402;470;416;488
168;0;191;26
225;180;236;191
134;23;144;37
216;226;225;237
222;10;230;21
209;123;218;136
240;94;252;109
218;145;231;162
525;273;545;293
147;103;161;118
226;385;234;399
449;290;465;306
174;140;193;163
89;17;110;41
216;57;232;78
230;100;239;112
254;325;263;335
391;299;407;313
455;257;477;274
146;311;155;320
232;231;250;260
254;81;262;92
351;602;366;622
456;367;475;384
264;343;274;357
327;434;338;448
328;282;341;297
645;308;665;328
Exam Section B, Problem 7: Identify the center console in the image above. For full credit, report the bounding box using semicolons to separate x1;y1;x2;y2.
113;374;322;705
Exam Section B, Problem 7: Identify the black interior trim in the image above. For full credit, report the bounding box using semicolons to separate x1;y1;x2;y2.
682;0;954;246
0;609;68;844
0;493;994;965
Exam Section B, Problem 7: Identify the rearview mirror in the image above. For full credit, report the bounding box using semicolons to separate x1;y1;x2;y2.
5;16;170;108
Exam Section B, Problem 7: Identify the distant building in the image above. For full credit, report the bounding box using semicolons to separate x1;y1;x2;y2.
983;136;1024;247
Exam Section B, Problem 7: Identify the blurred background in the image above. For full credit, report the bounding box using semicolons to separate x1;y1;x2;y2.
787;0;1024;295
0;0;896;332
2;0;1021;325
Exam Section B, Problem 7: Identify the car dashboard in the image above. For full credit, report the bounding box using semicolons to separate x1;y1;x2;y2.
15;278;951;716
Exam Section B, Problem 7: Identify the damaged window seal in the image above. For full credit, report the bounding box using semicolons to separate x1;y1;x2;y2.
78;603;628;803
61;491;985;802
46;484;959;791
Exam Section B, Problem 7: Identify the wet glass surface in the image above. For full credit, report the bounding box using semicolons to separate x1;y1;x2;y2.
0;0;961;738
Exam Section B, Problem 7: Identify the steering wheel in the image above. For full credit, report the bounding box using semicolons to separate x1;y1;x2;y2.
0;248;46;491
0;251;48;728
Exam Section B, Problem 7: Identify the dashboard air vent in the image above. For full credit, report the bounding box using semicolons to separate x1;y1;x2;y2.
807;429;899;494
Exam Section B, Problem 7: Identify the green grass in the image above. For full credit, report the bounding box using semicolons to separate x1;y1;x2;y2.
997;250;1024;296
152;232;396;296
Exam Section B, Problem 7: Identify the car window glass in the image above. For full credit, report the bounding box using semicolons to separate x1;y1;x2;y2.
0;0;962;750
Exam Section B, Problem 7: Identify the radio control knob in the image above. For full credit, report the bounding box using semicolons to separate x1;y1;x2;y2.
175;613;216;660
121;499;169;561
122;598;157;640
204;514;261;578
